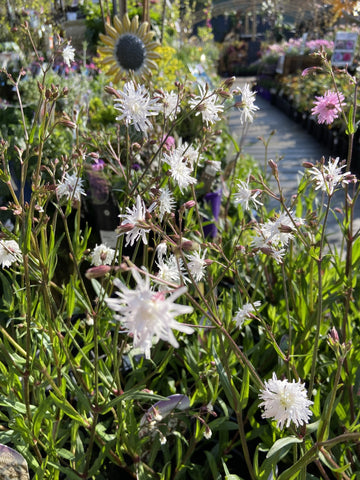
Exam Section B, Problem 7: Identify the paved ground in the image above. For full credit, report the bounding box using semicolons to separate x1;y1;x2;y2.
227;80;358;249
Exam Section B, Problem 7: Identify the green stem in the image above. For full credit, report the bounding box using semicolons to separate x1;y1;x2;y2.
309;197;331;396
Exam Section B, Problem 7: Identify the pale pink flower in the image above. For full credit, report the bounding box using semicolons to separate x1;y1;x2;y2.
106;269;194;359
311;90;345;125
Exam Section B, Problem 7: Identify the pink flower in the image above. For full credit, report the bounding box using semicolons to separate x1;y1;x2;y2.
311;90;345;125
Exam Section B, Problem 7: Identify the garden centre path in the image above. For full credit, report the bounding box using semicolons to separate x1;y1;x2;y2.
227;78;359;248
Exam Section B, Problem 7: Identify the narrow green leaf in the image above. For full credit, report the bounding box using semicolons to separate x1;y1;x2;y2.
240;366;249;410
346;105;355;135
266;436;303;458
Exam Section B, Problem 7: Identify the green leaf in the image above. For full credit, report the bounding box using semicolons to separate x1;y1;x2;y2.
49;392;88;427
33;396;54;438
266;436;303;459
240;366;249;410
57;448;76;461
222;459;243;480
211;343;235;410
259;436;303;479
346;105;355;135
205;451;220;479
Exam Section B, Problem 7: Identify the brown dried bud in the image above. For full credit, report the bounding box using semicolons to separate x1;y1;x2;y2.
303;161;315;168
223;76;236;87
104;85;121;98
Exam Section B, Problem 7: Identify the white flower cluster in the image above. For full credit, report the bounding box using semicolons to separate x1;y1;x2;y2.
233;301;261;329
252;211;304;264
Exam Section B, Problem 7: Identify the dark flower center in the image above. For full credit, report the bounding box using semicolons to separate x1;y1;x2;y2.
115;33;146;71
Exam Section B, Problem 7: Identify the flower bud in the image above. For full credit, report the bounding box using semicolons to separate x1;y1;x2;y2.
85;265;112;279
223;76;236;87
104;85;121;98
268;159;278;173
303;161;314;168
183;200;196;209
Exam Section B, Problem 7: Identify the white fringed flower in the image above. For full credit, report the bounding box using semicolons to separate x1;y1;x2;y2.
253;211;303;249
163;91;181;121
309;157;357;195
259;373;313;429
156;254;188;288
0;240;22;268
158;186;176;221
114;81;160;134
162;146;197;193
186;249;207;282
189;84;224;125
236;83;259;124
118;195;153;247
234;179;263;211
90;244;116;266
233;301;261;328
63;43;75;67
56;172;86;202
106;269;194;359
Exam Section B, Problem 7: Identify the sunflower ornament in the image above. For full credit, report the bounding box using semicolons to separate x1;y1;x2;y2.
97;13;161;82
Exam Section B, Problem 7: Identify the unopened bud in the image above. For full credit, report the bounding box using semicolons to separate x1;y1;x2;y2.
329;326;339;344
279;224;294;233
217;89;232;99
104;85;121;98
59;117;76;129
85;265;112;279
132;142;142;151
223;76;236;87
183;200;196;209
303;161;314;168
116;223;134;234
268;159;278;173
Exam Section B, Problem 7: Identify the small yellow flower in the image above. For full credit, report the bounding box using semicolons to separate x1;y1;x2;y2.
97;13;161;82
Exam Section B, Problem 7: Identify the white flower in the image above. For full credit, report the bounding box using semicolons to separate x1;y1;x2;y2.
189;84;224;125
158;186;176;221
163;91;181;121
233;301;261;328
259;373;313;429
0;240;22;268
308;157;357;195
156;254;188;288
180;141;203;168
236;83;259;124
56;172;86;202
253;211;303;249
63;43;75;67
90;244;116;266
156;241;167;260
234;179;263;211
114;81;160;135
162;146;197;193
268;247;286;264
118;195;152;247
186;249;207;282
106;269;194;359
